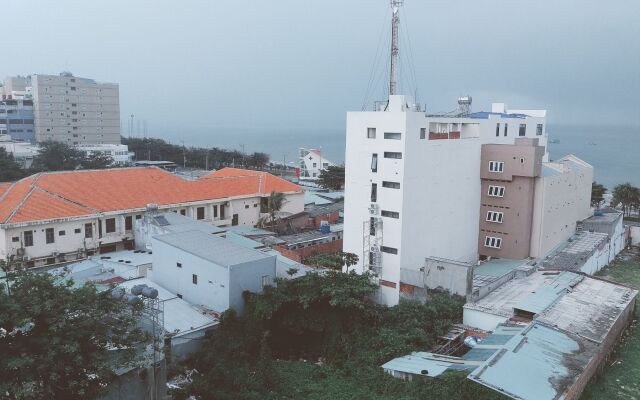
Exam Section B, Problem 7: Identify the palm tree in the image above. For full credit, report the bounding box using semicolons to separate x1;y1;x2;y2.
611;183;640;217
591;181;607;209
267;191;287;224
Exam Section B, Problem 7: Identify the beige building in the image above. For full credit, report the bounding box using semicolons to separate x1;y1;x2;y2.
31;72;120;144
478;138;593;260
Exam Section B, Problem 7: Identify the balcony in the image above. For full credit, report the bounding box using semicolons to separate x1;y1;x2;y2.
429;131;461;140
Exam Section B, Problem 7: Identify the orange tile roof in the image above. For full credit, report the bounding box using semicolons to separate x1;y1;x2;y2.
0;167;302;225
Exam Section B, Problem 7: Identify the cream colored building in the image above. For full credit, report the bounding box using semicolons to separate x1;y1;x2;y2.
31;72;120;144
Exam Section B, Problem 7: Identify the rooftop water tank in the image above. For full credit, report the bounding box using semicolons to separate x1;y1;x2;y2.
141;286;159;299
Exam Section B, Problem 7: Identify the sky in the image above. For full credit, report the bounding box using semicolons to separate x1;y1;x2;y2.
3;0;639;139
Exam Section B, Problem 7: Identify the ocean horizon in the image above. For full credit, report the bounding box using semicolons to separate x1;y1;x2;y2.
157;124;640;191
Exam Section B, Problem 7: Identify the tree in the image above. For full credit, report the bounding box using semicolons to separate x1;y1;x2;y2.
318;165;345;190
267;191;286;224
81;152;114;169
31;141;84;172
591;181;607;208
0;273;146;400
305;251;359;272
0;148;26;182
611;183;640;217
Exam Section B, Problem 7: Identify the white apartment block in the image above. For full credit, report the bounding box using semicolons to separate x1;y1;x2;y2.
31;72;120;145
343;95;553;306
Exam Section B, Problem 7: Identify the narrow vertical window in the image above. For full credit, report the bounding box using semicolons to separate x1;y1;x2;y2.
504;124;508;137
371;153;378;173
495;123;500;137
519;124;526;136
536;124;543;136
371;183;377;202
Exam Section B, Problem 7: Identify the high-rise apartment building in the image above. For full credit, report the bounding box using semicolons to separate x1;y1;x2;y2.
31;72;120;144
0;98;34;142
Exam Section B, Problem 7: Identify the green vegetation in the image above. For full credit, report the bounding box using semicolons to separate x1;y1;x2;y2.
582;250;640;399
0;148;24;182
172;271;501;400
122;137;270;170
591;181;607;208
318;165;345;190
611;183;640;217
0;273;146;400
305;251;359;271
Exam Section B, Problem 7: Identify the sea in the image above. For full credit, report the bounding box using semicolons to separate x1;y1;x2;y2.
162;124;640;191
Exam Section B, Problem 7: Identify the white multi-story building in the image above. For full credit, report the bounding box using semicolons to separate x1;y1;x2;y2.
343;95;552;305
76;143;134;165
299;148;334;179
0;167;304;268
30;72;120;145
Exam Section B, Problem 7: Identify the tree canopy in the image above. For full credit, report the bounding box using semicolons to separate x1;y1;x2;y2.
611;183;640;217
0;148;26;182
317;165;345;190
591;181;607;208
172;271;500;400
0;273;146;400
305;251;359;271
30;140;85;172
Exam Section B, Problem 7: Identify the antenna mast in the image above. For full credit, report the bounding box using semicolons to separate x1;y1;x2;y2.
389;0;403;96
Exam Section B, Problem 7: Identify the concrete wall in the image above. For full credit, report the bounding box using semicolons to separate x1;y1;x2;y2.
151;238;231;312
630;226;640;246
228;256;276;313
530;159;593;258
462;308;508;331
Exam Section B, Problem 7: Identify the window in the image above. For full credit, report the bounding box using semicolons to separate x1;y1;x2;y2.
495;123;500;137
177;293;183;299
192;274;198;285
213;205;218;218
179;209;186;215
74;228;81;234
12;237;19;243
177;262;182;268
370;217;376;236
384;152;402;159
58;230;66;236
232;214;239;226
105;218;116;233
24;231;33;247
381;210;399;219
484;236;502;249
488;185;505;197
197;207;205;220
367;127;376;138
312;162;317;168
46;228;55;244
382;181;400;189
245;205;249;209
125;216;133;231
504;124;508;137
371;153;378;173
371;183;377;202
420;128;426;139
261;275;272;288
220;205;225;219
384;132;401;140
85;223;93;238
136;215;142;220
519;124;526;136
536;124;543;136
489;161;504;173
381;246;398;254
486;211;504;223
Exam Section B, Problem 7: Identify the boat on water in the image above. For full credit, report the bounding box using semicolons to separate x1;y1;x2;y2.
549;138;560;144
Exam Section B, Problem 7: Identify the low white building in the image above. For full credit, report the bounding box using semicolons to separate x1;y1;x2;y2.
299;148;334;180
76;143;134;165
0;167;304;268
151;230;277;314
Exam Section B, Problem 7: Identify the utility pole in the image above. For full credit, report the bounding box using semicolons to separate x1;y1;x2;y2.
389;0;403;96
129;114;134;138
181;140;186;168
240;144;245;167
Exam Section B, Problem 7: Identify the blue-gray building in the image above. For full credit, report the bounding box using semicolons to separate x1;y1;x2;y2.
0;98;35;143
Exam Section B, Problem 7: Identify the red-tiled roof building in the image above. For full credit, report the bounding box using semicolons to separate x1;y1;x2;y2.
0;167;303;267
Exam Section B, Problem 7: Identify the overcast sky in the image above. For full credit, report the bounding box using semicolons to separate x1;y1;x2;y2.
3;0;639;136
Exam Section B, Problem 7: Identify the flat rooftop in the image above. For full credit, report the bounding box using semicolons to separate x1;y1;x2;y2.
543;231;609;271
148;212;225;235
153;230;274;267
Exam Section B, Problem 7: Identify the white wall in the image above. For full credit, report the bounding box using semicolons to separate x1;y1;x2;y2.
462;308;508;331
631;226;640;246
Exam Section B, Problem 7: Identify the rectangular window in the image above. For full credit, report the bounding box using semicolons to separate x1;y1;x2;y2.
519;124;526;136
486;211;504;223
382;181;400;189
381;210;400;219
384;152;402;159
12;237;19;242
504;124;508;137
125;216;133;231
484;236;502;249
488;185;506;197
24;231;34;247
371;183;377;202
213;205;218;218
489;161;504;173
85;223;93;238
46;228;55;244
384;132;401;140
420;128;426;139
220;205;225;219
367;127;376;138
370;217;376;236
74;228;81;234
536;124;543;136
105;218;116;233
58;230;66;236
371;153;378;173
496;123;500;137
136;215;142;220
381;246;398;255
197;207;205;220
177;262;182;268
192;274;198;285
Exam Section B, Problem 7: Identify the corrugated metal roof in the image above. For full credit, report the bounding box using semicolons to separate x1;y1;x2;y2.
153;230;274;267
468;111;529;119
513;272;582;314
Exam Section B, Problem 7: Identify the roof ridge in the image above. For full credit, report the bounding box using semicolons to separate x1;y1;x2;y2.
3;183;39;224
36;186;101;214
